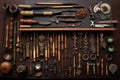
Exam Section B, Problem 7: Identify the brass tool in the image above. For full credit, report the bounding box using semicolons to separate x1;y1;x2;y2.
97;33;99;56
55;34;58;57
45;46;48;61
30;34;33;60
19;4;84;9
36;34;39;58
20;19;51;25
87;62;90;75
5;25;9;48
101;59;104;76
47;33;50;58
35;2;78;5
73;55;76;77
33;33;36;62
52;33;55;57
76;53;81;76
50;33;53;57
51;19;82;24
64;34;67;69
61;33;64;51
58;33;61;61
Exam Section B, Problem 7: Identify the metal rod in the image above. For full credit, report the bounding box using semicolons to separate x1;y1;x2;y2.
5;25;9;48
58;33;61;61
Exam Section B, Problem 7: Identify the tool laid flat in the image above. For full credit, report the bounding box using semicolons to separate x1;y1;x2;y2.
20;19;51;25
18;4;84;9
35;2;78;5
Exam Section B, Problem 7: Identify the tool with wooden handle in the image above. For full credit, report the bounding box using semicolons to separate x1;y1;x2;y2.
18;4;84;9
20;19;51;25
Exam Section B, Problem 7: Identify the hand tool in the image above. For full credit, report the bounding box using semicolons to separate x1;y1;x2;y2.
20;19;52;25
0;61;13;74
52;33;55;57
51;19;81;24
105;54;112;61
90;34;96;53
73;55;76;77
58;34;61;61
97;20;119;24
72;32;77;48
107;37;114;44
56;15;76;18
5;25;9;48
33;33;36;62
83;32;89;53
64;34;67;67
82;54;89;61
101;59;104;76
96;33;99;56
87;62;90;75
107;46;114;53
19;4;84;9
20;10;63;16
93;1;102;13
9;17;13;49
47;33;50;59
109;64;118;74
36;34;39;58
100;33;107;49
105;63;108;76
35;2;78;5
30;34;33;60
90;54;97;61
90;20;110;27
26;42;30;58
45;46;48;61
61;33;64;51
76;53;81;76
13;20;17;65
16;64;27;74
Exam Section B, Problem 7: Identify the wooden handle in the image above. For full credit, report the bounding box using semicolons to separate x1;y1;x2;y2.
18;4;32;9
35;2;62;5
20;11;34;16
20;25;32;27
20;19;36;24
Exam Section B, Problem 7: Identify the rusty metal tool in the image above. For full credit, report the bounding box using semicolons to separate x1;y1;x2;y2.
51;19;82;24
97;20;119;24
30;34;33;60
64;34;67;68
47;33;50;58
97;62;100;75
52;33;55;57
19;4;84;9
36;33;39;58
9;17;13;49
33;33;36;62
20;19;51;25
61;33;64;51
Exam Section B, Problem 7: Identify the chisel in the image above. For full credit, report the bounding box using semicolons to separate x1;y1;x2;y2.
20;19;51;25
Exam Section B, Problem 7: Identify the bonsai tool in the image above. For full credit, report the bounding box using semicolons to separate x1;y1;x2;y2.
51;19;82;24
57;33;61;61
87;62;90;75
35;2;78;5
20;19;52;25
96;20;119;24
18;4;84;9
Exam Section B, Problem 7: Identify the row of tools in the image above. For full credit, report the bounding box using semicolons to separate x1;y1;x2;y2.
2;0;119;28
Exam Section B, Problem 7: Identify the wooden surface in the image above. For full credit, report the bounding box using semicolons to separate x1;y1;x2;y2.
0;0;120;79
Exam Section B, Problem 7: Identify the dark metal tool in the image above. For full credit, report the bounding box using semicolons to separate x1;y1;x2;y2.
20;19;51;25
18;4;84;9
56;15;76;18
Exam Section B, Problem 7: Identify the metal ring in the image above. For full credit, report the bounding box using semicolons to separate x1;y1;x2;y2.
105;54;112;61
2;3;9;10
90;54;97;61
9;4;18;13
82;54;89;61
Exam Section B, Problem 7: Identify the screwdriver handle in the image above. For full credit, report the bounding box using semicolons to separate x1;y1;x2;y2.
20;19;37;24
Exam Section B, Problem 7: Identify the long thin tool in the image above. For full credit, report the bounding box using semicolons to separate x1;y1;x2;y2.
18;4;84;9
20;19;51;25
5;25;9;48
35;2;78;5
